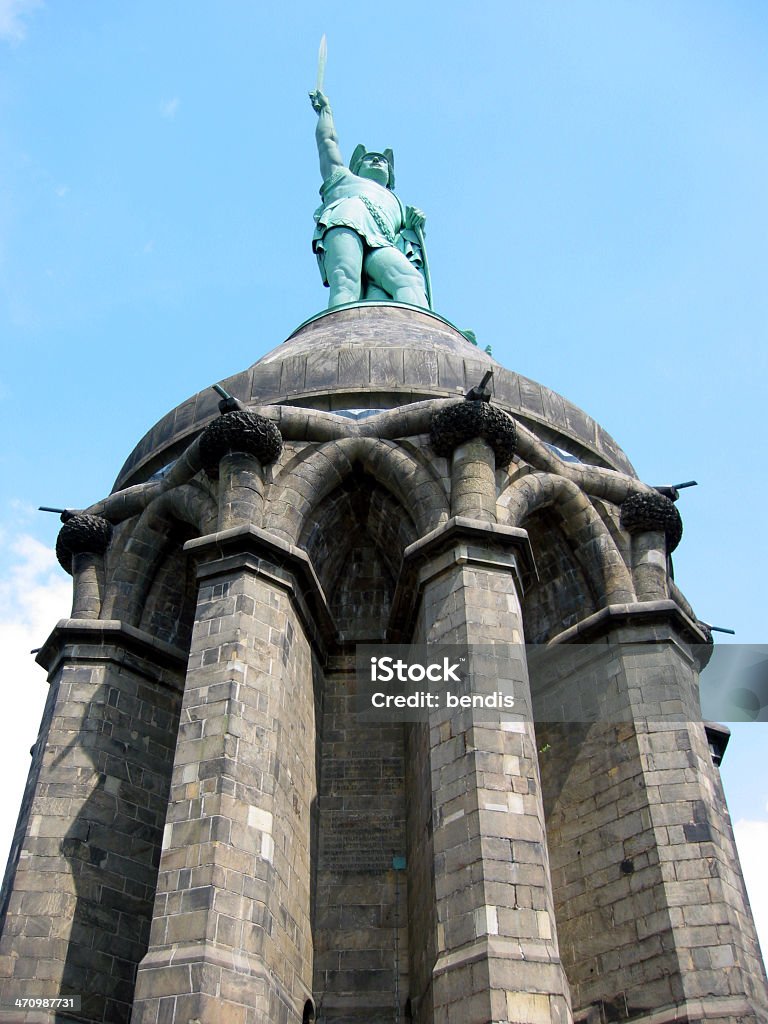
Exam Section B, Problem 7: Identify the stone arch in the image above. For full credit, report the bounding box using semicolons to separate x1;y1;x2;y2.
137;527;199;649
264;436;449;545
300;466;418;644
520;506;599;644
302;468;415;1015
101;483;216;630
499;470;634;612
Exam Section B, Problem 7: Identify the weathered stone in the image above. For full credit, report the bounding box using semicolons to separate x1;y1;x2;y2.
55;512;113;572
430;400;517;468
199;410;283;479
2;305;765;1024
620;490;683;552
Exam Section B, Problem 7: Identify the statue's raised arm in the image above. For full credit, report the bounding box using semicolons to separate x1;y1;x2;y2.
309;90;431;310
309;90;344;182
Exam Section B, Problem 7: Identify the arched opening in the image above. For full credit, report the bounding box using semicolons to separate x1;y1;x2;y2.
521;507;598;646
301;466;418;636
301;467;416;1020
138;520;199;649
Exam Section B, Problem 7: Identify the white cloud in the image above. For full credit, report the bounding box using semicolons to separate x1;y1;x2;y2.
0;531;70;868
733;818;768;964
0;0;42;44
159;97;180;119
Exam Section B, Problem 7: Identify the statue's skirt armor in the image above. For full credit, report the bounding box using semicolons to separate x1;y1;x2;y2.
313;167;406;284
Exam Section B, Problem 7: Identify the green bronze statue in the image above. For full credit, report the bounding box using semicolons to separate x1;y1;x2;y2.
309;88;432;309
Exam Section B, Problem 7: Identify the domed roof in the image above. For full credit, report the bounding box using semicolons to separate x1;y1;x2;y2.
114;303;634;490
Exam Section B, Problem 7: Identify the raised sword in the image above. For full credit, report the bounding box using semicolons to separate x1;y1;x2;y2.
316;34;327;93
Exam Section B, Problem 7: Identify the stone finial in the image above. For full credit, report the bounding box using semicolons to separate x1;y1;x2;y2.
430;402;517;469
620;492;683;552
55;514;113;573
199;411;283;480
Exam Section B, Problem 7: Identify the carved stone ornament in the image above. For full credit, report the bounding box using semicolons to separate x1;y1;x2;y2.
56;513;113;573
620;492;683;553
199;410;283;480
430;401;518;469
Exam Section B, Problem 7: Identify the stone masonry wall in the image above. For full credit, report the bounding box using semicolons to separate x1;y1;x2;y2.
412;527;574;1024
0;635;184;1024
312;655;409;1022
536;633;768;1022
130;556;317;1024
4;300;768;1023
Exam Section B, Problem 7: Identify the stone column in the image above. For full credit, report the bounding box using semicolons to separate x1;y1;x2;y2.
430;398;518;526
538;604;768;1023
129;512;332;1024
56;513;113;619
0;621;186;1024
450;439;497;521
395;519;574;1024
620;492;682;602
198;409;283;531
130;412;329;1024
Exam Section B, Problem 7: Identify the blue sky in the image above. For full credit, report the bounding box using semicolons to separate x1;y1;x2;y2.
1;0;767;964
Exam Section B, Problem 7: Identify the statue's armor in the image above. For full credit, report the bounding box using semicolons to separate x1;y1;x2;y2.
313;166;424;287
315;167;401;243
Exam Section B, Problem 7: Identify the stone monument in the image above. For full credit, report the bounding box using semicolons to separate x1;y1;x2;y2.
0;68;766;1024
309;88;430;308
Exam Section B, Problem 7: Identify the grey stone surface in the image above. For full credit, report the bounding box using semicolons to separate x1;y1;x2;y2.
114;304;636;490
2;304;766;1024
0;623;185;1024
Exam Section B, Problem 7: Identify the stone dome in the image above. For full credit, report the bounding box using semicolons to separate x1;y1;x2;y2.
114;303;634;490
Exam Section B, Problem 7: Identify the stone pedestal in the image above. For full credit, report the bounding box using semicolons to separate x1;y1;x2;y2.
3;304;766;1024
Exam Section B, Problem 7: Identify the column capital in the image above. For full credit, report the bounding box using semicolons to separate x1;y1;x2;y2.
184;523;336;654
389;516;535;641
35;617;187;686
430;400;517;467
55;512;112;574
620;491;682;552
547;599;711;648
199;409;282;479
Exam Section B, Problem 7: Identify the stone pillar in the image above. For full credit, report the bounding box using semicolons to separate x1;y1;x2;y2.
0;621;186;1024
56;513;113;619
217;452;264;529
198;409;283;531
430;398;518;524
129;525;332;1024
537;605;768;1023
620;492;682;602
395;519;574;1024
450;438;497;521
